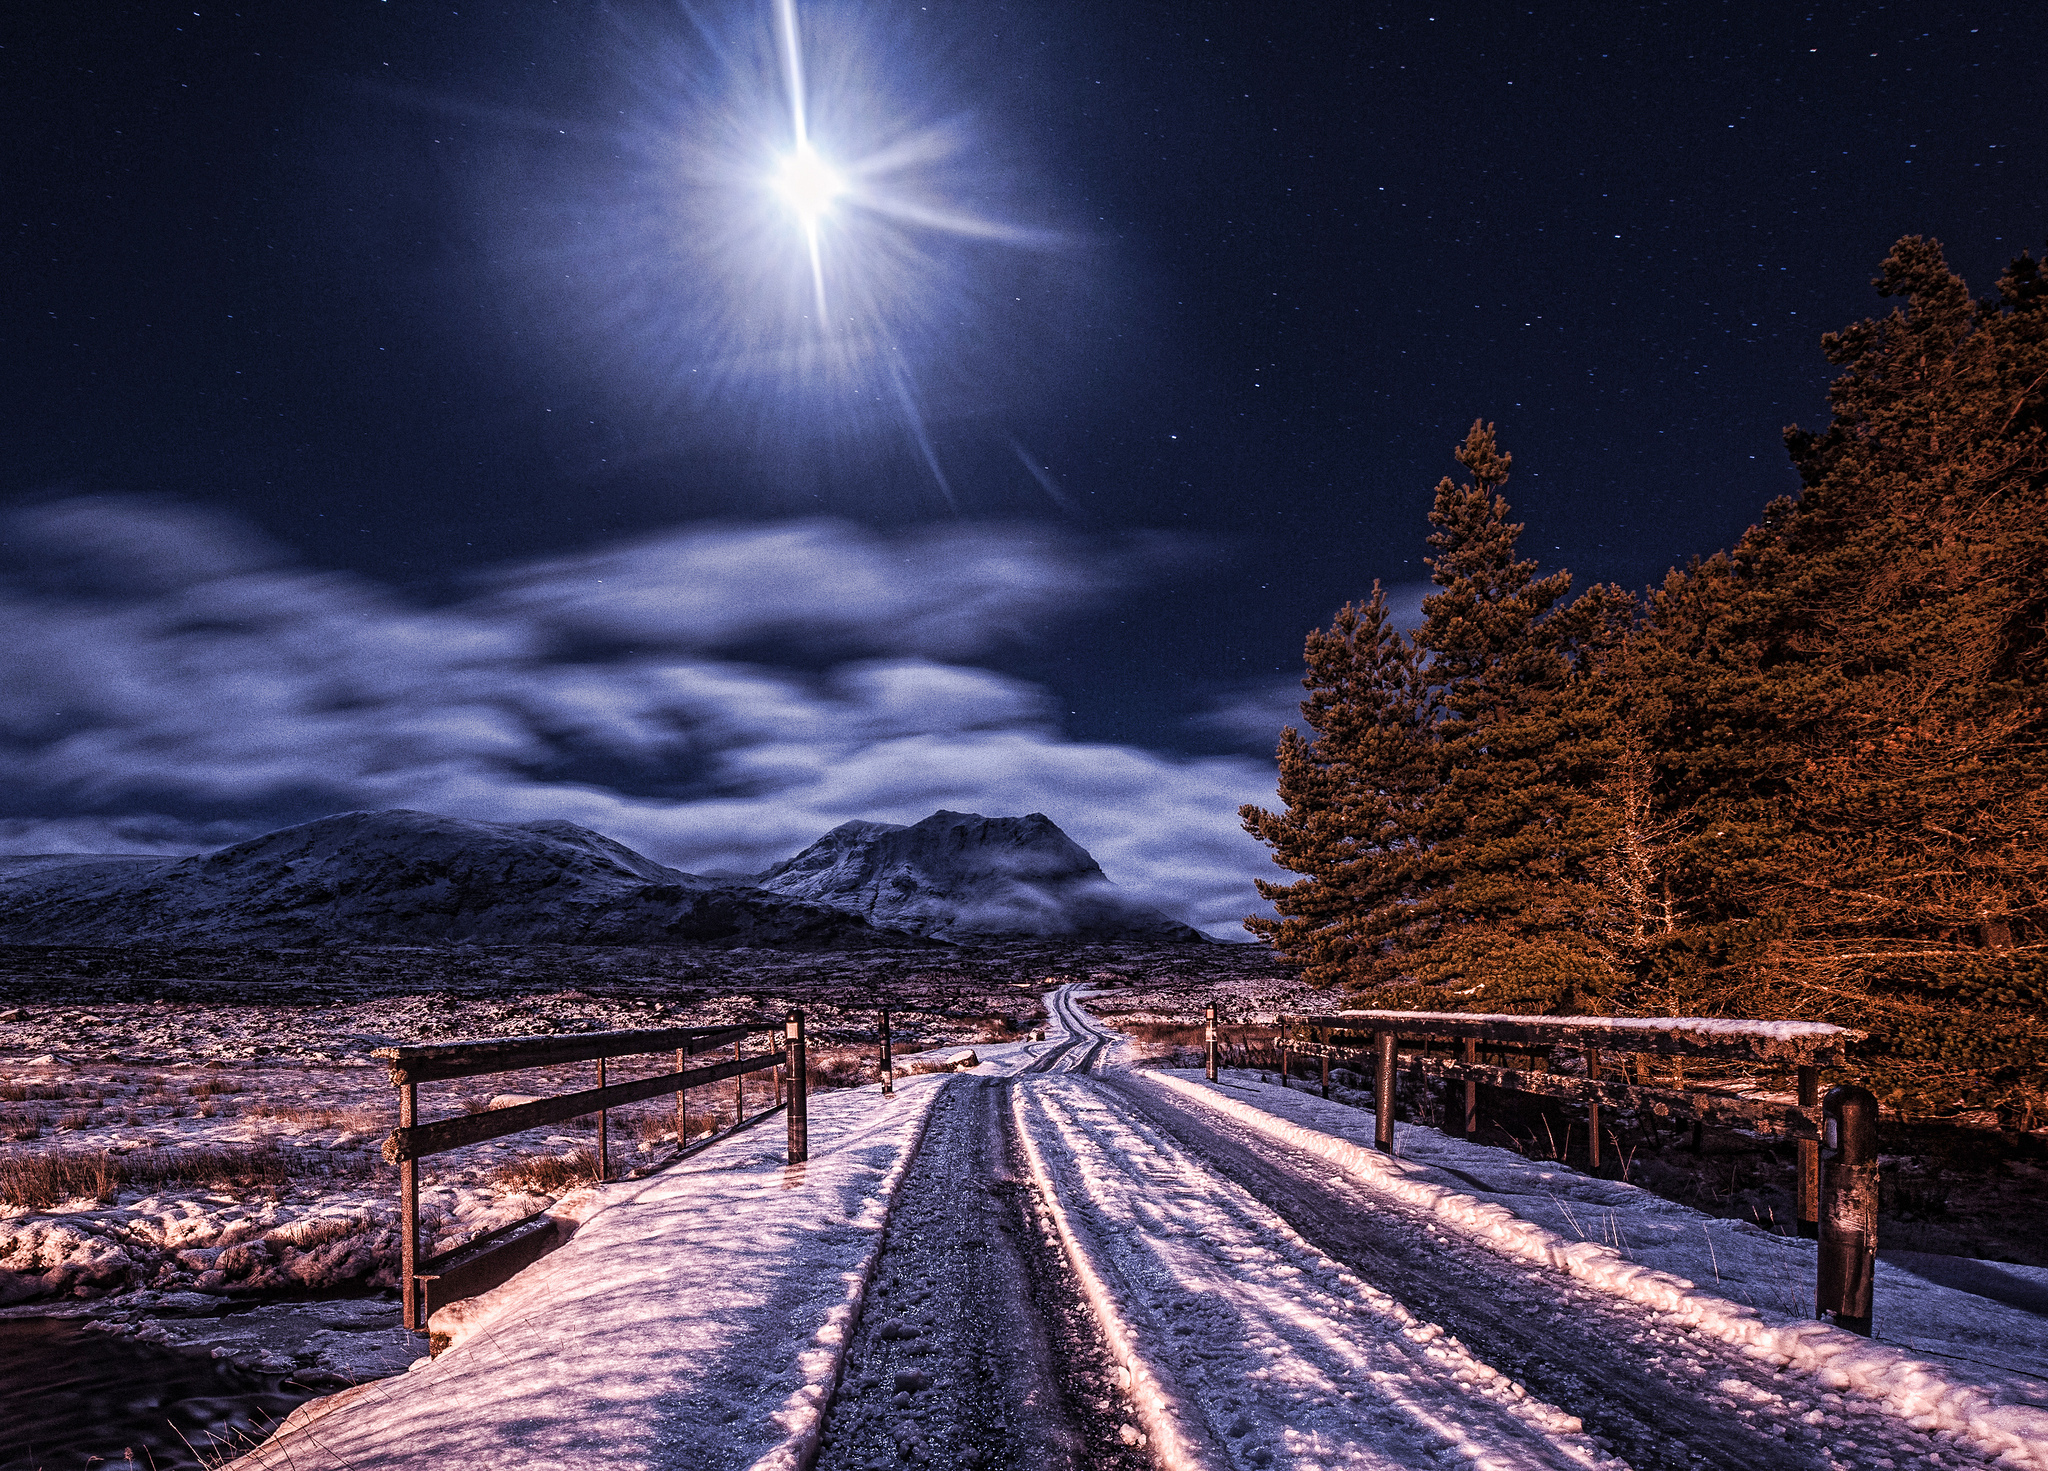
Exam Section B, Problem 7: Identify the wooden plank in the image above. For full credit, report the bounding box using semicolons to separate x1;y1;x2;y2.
372;1024;768;1086
382;1049;783;1162
1282;1011;1859;1065
419;1208;557;1277
419;1215;563;1334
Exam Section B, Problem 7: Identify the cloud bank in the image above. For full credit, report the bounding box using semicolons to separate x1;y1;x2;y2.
0;498;1277;937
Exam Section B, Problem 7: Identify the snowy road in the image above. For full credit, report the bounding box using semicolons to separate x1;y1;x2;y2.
223;986;2041;1470
813;1074;1151;1471
1006;986;2016;1471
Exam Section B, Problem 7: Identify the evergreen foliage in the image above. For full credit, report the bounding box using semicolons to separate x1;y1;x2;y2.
1241;587;1430;989
1628;237;2048;1121
1244;423;1632;1013
1245;237;2048;1125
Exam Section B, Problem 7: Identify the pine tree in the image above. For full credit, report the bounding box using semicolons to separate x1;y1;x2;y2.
1394;422;1633;1013
1247;423;1634;1013
1241;586;1431;989
1624;238;2048;1122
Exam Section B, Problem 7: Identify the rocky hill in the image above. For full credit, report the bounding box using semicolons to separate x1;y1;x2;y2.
0;811;900;948
754;810;1204;942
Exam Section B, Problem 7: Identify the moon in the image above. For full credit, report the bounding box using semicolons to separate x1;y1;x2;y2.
772;142;846;226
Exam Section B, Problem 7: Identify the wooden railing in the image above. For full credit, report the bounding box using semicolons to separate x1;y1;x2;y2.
374;1013;809;1332
1223;1007;1882;1334
1289;1007;1850;1120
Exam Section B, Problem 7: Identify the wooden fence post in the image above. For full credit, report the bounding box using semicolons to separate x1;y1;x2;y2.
684;1048;700;1155
786;1011;808;1165
881;1006;894;1096
400;1080;421;1331
596;1055;609;1182
1204;1002;1218;1082
1462;1038;1479;1137
1797;1064;1821;1239
1818;1085;1879;1335
1586;1048;1601;1172
1374;1032;1396;1153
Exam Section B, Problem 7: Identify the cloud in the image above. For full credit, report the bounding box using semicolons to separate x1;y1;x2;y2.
0;498;1278;937
1187;674;1309;751
479;519;1166;659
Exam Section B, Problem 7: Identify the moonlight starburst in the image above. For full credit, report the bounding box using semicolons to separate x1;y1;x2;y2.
488;0;1073;512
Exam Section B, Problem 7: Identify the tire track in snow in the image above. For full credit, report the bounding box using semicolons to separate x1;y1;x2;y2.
1117;1070;2013;1471
1054;986;2009;1471
812;1076;1151;1471
1013;1070;1624;1470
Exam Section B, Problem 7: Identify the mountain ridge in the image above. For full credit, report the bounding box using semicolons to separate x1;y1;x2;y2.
0;808;1200;947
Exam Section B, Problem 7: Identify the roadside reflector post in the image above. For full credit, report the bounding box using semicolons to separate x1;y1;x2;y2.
787;1011;808;1165
735;1036;746;1123
1797;1064;1821;1239
1374;1032;1397;1153
1204;1002;1218;1082
400;1080;422;1332
1817;1084;1879;1335
1320;1049;1330;1099
1462;1037;1479;1138
1277;1019;1289;1087
881;1005;894;1096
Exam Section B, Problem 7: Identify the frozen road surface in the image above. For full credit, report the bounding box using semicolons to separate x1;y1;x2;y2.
232;987;2048;1471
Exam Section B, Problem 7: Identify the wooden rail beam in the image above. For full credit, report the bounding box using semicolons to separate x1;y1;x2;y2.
382;1049;783;1163
1282;1011;1860;1066
373;1024;764;1086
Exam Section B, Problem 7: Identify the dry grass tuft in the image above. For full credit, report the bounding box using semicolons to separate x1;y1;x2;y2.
6;1110;45;1141
488;1149;595;1195
246;1102;388;1132
267;1214;369;1250
0;1143;373;1209
0;1150;119;1207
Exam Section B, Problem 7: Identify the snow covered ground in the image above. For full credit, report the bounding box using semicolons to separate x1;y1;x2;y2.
1012;1071;1621;1470
1146;1070;2048;1468
1177;1069;2048;1392
220;1069;969;1469
197;985;2048;1470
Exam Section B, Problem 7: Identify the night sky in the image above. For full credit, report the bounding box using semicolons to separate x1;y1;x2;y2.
5;1;2043;934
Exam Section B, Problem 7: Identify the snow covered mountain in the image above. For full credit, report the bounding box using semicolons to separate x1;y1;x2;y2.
0;810;899;948
753;810;1204;942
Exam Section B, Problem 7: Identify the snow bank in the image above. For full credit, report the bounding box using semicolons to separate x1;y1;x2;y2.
1151;1070;2048;1470
0;1191;403;1303
224;1075;947;1471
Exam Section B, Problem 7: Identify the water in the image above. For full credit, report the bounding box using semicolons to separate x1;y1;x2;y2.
0;1318;320;1471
